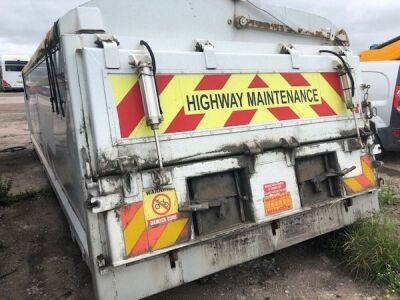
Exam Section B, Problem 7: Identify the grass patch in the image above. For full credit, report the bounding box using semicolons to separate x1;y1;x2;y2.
340;215;400;293
327;190;400;296
0;178;52;206
379;188;400;206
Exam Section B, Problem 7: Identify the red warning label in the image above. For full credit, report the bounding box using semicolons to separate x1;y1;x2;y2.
263;181;286;195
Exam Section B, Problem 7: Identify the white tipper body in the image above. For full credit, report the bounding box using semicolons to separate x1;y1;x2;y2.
22;1;379;299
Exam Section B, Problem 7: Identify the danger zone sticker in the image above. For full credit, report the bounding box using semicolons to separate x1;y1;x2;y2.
143;188;179;227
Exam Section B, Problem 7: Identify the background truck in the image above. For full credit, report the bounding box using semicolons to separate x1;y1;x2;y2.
0;54;29;91
359;36;400;151
22;1;380;299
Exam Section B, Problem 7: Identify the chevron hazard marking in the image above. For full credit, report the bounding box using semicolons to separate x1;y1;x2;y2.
111;72;350;138
343;156;377;194
120;188;191;257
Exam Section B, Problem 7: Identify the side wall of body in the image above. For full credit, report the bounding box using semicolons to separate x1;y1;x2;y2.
23;36;90;256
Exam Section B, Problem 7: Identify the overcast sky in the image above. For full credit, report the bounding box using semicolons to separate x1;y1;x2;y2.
0;0;398;57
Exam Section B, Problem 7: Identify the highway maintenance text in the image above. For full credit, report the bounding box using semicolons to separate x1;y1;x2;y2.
185;88;321;113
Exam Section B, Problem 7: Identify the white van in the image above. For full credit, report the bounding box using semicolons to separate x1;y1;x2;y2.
0;54;30;91
361;61;400;151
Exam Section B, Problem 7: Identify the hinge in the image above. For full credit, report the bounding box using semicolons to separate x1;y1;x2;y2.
85;176;124;213
195;40;217;70
95;34;120;69
279;137;300;167
244;141;263;174
280;44;300;69
96;254;111;275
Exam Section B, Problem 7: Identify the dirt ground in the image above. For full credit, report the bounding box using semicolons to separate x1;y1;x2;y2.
0;93;399;300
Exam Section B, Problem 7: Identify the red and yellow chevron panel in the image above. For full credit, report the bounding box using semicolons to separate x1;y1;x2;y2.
110;72;350;138
343;156;377;194
121;202;149;256
120;200;190;257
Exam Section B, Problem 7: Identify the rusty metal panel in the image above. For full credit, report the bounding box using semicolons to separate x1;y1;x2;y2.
295;153;343;207
188;170;248;235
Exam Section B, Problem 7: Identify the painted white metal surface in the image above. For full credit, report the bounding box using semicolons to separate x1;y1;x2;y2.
22;1;380;299
361;61;400;128
361;61;400;150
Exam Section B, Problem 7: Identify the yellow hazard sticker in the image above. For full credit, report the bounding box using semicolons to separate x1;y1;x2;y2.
263;192;293;215
143;188;179;227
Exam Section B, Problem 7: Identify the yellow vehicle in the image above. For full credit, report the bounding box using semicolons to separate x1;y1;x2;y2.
359;36;400;62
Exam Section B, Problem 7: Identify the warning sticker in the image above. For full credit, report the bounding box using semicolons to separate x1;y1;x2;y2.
264;181;286;195
263;192;293;215
143;188;179;227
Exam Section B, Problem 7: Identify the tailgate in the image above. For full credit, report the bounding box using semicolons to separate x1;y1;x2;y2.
79;48;360;169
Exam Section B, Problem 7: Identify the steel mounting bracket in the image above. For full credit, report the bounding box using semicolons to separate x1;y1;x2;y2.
95;34;120;69
195;40;217;70
281;44;300;69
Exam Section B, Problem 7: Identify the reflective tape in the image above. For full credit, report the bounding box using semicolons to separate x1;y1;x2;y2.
111;72;349;138
343;156;377;194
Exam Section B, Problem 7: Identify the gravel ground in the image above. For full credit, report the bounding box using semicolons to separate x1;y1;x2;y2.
0;93;398;300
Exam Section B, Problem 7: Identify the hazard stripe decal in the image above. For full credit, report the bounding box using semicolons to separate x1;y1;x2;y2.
268;106;299;121
111;72;350;138
120;202;191;257
121;203;148;256
310;98;337;117
224;109;257;127
156;75;175;94
151;219;189;251
281;73;310;86
116;82;144;138
321;72;345;102
249;75;269;89
195;74;231;91
164;107;205;133
343;156;377;194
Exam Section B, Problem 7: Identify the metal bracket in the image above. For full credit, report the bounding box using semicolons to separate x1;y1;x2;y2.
151;169;170;187
96;254;111;275
279;137;299;167
335;29;350;46
88;193;124;213
179;199;228;218
95;34;120;69
359;127;374;138
306;166;355;193
342;138;363;153
244;141;263;174
281;44;300;69
234;16;340;44
195;40;217;70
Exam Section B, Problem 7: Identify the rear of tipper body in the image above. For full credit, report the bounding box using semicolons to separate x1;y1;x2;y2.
22;1;380;299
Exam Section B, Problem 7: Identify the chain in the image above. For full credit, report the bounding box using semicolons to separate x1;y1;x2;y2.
360;83;377;120
362;83;370;102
